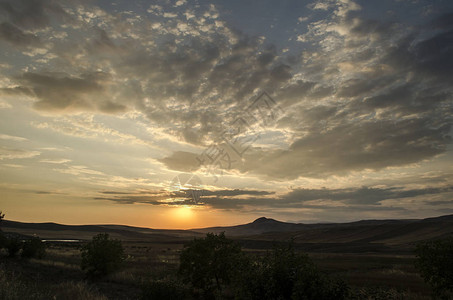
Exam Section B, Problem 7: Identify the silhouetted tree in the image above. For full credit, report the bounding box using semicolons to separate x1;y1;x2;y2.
5;236;21;257
22;236;46;259
80;233;125;278
416;238;453;299
234;242;349;300
179;232;243;297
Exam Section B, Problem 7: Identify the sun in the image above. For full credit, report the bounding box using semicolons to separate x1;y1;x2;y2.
172;206;194;222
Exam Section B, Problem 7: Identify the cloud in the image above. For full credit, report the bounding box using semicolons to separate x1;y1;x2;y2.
1;163;24;168
203;189;274;197
3;72;127;113
95;188;275;207
282;186;453;205
93;184;453;213
0;100;11;109
143;1;452;181
0;147;40;160
94;194;169;205
0;134;27;141
1;0;452;182
39;158;71;164
0;22;42;47
0;0;72;29
54;165;104;176
158;151;200;172
239;119;450;179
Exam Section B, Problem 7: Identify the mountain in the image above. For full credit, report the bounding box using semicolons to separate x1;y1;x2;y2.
231;215;453;251
191;217;308;236
192;215;453;245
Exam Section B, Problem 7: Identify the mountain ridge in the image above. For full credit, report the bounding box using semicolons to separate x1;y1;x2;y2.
2;214;453;246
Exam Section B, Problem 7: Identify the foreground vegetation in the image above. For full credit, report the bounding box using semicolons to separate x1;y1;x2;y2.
0;211;450;299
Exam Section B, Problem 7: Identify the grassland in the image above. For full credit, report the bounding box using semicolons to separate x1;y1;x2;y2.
0;239;432;300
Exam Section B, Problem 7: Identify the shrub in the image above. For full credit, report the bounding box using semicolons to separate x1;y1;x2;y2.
179;232;243;295
6;237;22;258
235;243;349;300
141;278;190;300
22;237;46;259
415;237;453;299
80;233;125;278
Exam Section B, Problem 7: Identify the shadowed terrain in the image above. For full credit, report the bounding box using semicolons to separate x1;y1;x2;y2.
3;215;452;299
3;214;453;253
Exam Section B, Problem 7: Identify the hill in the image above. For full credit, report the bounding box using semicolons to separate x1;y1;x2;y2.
1;220;202;241
2;215;453;252
191;217;309;236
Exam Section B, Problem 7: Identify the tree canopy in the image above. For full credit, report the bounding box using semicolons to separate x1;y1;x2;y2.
416;238;453;299
80;233;126;278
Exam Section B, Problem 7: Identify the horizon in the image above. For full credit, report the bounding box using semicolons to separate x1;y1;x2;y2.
1;0;452;229
3;212;450;231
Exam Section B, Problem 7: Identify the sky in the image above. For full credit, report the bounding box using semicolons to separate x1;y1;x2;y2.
0;0;452;229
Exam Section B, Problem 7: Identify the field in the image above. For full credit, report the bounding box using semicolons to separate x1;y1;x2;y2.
3;216;451;299
0;239;432;300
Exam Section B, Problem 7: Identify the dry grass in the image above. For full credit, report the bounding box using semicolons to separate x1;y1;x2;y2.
51;281;108;300
0;241;436;299
0;267;105;300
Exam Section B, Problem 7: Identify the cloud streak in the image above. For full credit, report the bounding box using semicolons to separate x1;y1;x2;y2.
95;185;452;212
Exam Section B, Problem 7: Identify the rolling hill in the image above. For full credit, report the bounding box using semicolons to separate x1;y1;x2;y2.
2;215;453;252
1;220;203;241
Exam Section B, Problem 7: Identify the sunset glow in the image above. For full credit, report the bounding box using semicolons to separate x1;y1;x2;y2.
0;0;452;229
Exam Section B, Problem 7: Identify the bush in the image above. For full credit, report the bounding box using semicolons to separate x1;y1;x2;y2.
179;232;243;295
141;278;190;300
22;237;46;259
415;237;453;299
235;243;349;300
80;233;125;278
6;237;22;258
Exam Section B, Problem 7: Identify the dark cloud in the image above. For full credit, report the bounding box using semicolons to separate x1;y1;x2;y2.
0;0;71;30
283;186;453;205
18;189;64;195
95;188;274;207
157;5;452;179
1;0;452;182
413;29;453;79
202;189;274;197
430;12;453;30
100;191;133;195
94;195;168;205
224;117;449;180
94;184;452;213
3;72;127;113
426;200;452;206
158;151;200;172
0;22;41;47
34;190;51;194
